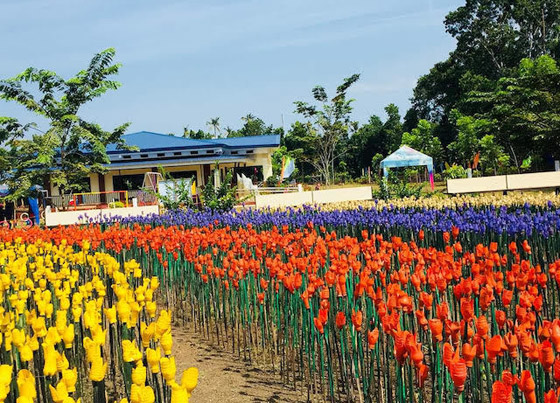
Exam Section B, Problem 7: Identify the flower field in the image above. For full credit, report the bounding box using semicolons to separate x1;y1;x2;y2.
2;195;560;402
0;239;198;403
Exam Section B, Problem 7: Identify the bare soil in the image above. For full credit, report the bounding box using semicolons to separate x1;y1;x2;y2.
172;325;309;403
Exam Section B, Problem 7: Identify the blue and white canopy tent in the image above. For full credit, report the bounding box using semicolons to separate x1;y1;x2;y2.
379;146;434;190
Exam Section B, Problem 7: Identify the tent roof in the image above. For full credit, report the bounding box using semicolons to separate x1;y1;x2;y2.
380;145;433;170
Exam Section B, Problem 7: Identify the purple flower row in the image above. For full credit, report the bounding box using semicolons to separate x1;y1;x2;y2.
92;203;560;238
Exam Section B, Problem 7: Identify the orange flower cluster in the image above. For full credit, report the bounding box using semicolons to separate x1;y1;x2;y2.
3;223;560;401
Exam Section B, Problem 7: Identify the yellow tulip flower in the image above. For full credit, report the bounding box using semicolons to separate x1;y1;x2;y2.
89;356;107;382
18;344;33;362
62;324;74;348
160;330;173;356
62;368;77;393
42;342;58;376
146;348;160;373
49;381;68;403
160;356;176;382
122;340;142;363
11;328;25;348
132;363;147;386
0;365;13;387
104;306;117;324
17;369;36;399
181;367;199;393
155;310;171;339
140;322;155;348
56;351;70;372
171;384;189;403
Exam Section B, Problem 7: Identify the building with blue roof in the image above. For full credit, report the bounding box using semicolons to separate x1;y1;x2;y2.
49;131;280;198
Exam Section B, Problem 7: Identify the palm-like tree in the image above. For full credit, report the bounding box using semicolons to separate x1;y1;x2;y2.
206;117;221;137
241;113;256;123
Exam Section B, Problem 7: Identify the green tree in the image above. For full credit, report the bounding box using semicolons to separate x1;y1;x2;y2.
479;134;509;174
183;127;213;139
401;120;443;162
380;104;404;153
294;74;360;185
231;114;280;137
282;121;316;181
206;117;221;137
0;48;130;205
465;55;560;169
345;115;383;177
0;118;43;201
448;112;493;166
410;0;560;136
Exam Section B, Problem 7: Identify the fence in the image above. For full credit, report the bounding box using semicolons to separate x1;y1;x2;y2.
254;186;372;208
50;190;158;210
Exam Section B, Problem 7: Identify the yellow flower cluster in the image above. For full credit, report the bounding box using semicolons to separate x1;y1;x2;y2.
318;192;560;211
0;239;197;403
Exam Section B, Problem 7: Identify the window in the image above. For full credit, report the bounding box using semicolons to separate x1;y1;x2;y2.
113;174;145;191
157;153;165;157
169;170;197;182
173;152;182;156
122;155;132;159
206;150;213;154
231;151;238;155
191;151;199;155
140;154;149;158
246;150;254;154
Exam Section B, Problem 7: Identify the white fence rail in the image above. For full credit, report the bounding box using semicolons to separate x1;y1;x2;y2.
254;186;372;208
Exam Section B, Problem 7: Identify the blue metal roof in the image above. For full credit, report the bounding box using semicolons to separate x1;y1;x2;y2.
205;135;281;148
106;155;248;169
107;131;280;153
106;131;215;152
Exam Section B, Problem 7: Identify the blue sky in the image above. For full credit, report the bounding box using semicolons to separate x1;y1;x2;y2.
1;0;462;135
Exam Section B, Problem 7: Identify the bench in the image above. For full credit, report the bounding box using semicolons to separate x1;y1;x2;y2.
447;172;560;195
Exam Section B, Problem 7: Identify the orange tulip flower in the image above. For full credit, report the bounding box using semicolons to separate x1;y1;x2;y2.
518;370;536;403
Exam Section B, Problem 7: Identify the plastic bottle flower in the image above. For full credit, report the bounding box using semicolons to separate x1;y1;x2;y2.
122;340;143;363
89;356;107;382
146;348;161;373
130;384;155;403
140;322;155;348
49;381;68;403
62;368;78;393
160;356;177;382
132;363;147;386
0;365;12;401
43;342;58;376
160;330;173;355
16;369;36;400
104;306;117;324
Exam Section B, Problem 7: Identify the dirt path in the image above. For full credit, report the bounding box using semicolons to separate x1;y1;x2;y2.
172;325;309;403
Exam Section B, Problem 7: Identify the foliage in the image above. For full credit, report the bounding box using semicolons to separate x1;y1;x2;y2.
227;114;282;138
373;174;423;200
271;146;298;184
183;127;213;139
412;0;560;120
206;117;221;137
0;48;131;205
201;164;238;211
152;168;196;211
443;164;468;180
345;115;384;177
465;55;560;169
0;118;41;202
371;153;384;173
294;74;360;185
401;119;443;162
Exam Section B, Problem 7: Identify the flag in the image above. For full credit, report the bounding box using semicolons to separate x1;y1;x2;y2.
282;156;296;179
